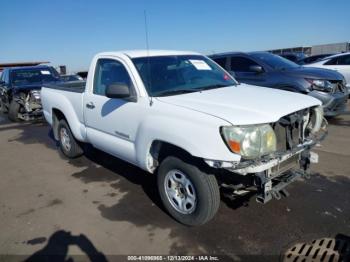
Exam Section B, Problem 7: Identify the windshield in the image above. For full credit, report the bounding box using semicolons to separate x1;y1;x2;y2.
11;68;61;86
132;55;237;96
251;53;299;70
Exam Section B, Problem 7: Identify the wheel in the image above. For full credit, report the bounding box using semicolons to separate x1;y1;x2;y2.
57;119;83;158
157;156;220;226
8;100;21;122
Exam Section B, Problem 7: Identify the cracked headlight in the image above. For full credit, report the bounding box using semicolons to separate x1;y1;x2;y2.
221;124;277;159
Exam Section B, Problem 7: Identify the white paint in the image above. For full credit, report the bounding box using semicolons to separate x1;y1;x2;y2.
41;50;321;174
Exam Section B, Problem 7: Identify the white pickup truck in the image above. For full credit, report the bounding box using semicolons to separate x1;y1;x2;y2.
41;50;327;226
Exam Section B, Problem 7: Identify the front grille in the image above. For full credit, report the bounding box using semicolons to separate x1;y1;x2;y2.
273;110;306;152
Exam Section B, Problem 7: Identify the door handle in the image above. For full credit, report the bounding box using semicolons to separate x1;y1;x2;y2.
86;102;95;109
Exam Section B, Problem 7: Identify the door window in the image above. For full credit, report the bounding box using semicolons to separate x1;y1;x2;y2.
93;59;133;96
213;57;227;69
324;57;339;65
337;55;350;65
230;56;260;72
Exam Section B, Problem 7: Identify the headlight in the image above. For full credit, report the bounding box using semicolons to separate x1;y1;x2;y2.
306;79;333;92
221;124;277;159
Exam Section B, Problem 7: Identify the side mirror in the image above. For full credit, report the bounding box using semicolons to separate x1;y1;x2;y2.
105;83;137;102
249;65;264;73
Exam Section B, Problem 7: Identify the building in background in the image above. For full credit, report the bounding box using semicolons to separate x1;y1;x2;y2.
268;42;350;56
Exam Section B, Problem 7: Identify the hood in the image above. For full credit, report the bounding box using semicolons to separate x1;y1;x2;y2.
282;66;343;80
156;84;321;125
13;83;43;91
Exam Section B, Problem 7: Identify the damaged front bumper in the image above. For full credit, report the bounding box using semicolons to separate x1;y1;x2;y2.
207;116;328;204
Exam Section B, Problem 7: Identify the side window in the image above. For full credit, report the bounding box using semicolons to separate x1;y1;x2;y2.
213;57;227;69
337;55;350;65
230;56;259;72
324;57;338;65
93;59;133;96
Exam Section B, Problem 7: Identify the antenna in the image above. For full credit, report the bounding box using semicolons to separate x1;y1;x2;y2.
144;10;153;106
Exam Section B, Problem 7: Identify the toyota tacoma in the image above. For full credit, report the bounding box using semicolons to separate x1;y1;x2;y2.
41;50;327;226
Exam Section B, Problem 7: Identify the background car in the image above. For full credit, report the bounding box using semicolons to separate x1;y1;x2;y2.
60;74;84;82
210;51;348;117
304;52;350;91
279;52;307;63
298;53;334;65
0;65;61;121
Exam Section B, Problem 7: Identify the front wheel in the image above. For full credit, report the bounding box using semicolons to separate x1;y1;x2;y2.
57;119;83;158
157;156;220;226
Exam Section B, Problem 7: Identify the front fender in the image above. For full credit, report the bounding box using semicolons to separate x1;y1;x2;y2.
134;113;240;172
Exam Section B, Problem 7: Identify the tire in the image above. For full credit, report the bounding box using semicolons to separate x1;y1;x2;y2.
157;156;220;226
8;100;21;122
57;119;83;158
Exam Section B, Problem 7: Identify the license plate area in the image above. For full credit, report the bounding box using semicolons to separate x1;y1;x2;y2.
270;154;300;176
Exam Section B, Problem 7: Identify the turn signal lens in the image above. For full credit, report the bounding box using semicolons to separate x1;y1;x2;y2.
228;140;240;153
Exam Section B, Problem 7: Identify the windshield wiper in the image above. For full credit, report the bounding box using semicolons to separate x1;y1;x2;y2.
155;89;198;97
155;84;231;97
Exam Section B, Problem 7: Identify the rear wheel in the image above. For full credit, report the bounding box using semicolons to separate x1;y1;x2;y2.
8;100;21;122
57;119;83;158
157;156;220;226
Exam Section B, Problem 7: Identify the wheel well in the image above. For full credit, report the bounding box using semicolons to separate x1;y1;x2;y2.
52;108;66;140
148;140;195;172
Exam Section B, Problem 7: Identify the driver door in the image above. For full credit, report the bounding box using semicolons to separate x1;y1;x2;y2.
84;58;145;164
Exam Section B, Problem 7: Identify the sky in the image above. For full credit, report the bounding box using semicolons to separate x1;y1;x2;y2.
1;0;349;72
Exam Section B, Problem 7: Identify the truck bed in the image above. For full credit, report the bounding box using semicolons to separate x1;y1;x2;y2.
44;81;86;93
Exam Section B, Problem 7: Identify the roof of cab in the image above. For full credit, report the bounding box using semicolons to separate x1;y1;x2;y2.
320;51;350;60
97;50;201;58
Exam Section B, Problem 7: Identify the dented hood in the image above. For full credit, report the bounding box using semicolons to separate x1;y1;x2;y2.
156;84;321;125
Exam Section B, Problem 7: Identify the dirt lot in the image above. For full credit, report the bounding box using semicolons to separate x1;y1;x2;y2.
0;104;350;261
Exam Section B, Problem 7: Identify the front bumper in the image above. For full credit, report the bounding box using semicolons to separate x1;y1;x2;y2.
308;90;348;117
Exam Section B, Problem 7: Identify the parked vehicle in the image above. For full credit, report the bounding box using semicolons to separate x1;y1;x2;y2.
211;51;348;117
304;52;350;93
42;50;327;226
60;74;84;82
0;66;61;121
298;54;334;65
279;52;307;63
